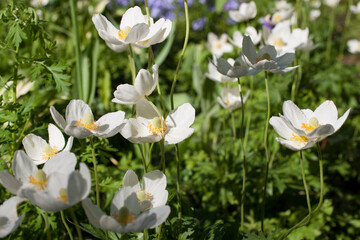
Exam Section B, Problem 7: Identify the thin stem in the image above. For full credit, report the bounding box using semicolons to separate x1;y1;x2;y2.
175;144;182;229
300;151;312;213
60;211;74;240
143;229;149;240
170;0;189;110
140;144;148;174
326;8;335;62
70;207;83;240
261;71;271;232
128;44;136;84
160;139;166;173
243;76;254;151
44;211;51;240
339;0;353;56
230;111;237;139
313;143;324;213
90;137;100;206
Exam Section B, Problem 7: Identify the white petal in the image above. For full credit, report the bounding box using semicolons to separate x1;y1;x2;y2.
282;100;308;129
19;187;68;211
63;136;74;152
164;127;194;144
110;187;140;216
123;170;141;190
143;170;167;194
94;111;125;138
126;205;170;232
124;24;149;43
50;106;66;130
64;124;93;139
22;134;47;161
82;198;106;228
113;84;142;105
120;6;147;29
269;116;293;140
42;151;77;175
134;69;157;97
166;103;195;128
0;171;22;195
12;150;37;183
119;118;160;144
333;108;351;132
136;98;159;119
92;14;121;45
313;100;338;125
67;167;90;205
0;196;25;238
65;99;93;126
276;137;316;151
48;123;65;150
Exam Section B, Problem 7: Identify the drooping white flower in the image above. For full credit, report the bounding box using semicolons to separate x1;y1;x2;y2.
92;6;172;52
217;86;250;111
206;32;233;57
229;1;257;23
50;99;125;139
22;124;74;165
0;151;90;211
205;57;236;82
123;170;168;212
347;39;360;54
120;99;195;144
350;2;360;14
309;9;321;21
324;0;340;7
242;35;298;73
0;196;25;238
82;186;170;234
230;26;261;48
113;65;158;105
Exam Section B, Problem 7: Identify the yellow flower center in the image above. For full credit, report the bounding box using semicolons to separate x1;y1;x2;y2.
256;53;272;63
76;113;99;130
147;117;167;136
301;117;320;133
113;206;136;226
136;190;152;202
214;43;222;49
57;188;68;203
273;38;286;47
273;12;282;22
29;169;47;190
290;133;309;143
118;26;131;40
40;144;58;160
226;100;231;106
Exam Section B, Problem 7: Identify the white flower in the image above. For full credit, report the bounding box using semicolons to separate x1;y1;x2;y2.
229;1;257;22
230;26;261;48
324;0;340;7
263;8;294;25
120;99;195;144
242;35;298;73
273;100;351;143
82;186;170;233
347;39;360;54
211;55;259;78
206;32;233;57
0;197;25;238
50;99;125;139
0;151;90;211
350;2;360;14
217;86;250;111
123;170;168;212
205;57;236;82
22;124;74;165
92;6;172;52
30;0;49;7
275;0;293;11
310;9;321;21
113;65;158;105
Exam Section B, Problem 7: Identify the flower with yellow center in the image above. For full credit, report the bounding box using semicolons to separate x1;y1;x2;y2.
28;170;47;190
92;6;172;52
217;86;250;111
23;123;73;165
120;99;195;145
206;32;233;57
82;186;170;234
50;99;125;139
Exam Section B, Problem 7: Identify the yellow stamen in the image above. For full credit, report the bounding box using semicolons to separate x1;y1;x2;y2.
273;38;286;47
57;188;68;203
214;43;222;49
226;100;231;106
256;53;272;63
301;117;320;133
76;113;100;130
147;117;167;136
290;133;309;143
113;206;136;226
136;190;152;202
118;26;131;40
29;170;47;190
40;144;58;160
273;13;282;22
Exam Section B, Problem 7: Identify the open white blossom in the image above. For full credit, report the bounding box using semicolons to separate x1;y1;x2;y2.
123;170;168;212
22;124;73;165
50;99;125;139
82;187;170;234
350;2;360;14
230;26;261;48
229;1;257;23
324;0;340;7
217;86;250;111
347;39;360;54
206;32;233;57
0;197;25;238
92;6;172;52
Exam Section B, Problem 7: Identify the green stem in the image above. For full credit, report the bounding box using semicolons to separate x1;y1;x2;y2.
175;144;182;228
230;111;237;139
140;144;148;173
44;211;51;240
300;150;312;214
90;137;100;206
70;207;83;240
69;0;83;100
326;8;335;62
339;0;353;56
261;71;271;232
170;0;189;110
243;76;253;151
128;44;136;84
314;143;324;213
160;139;166;173
143;229;148;240
60;211;74;240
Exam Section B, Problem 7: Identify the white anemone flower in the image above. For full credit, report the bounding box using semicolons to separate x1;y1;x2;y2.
30;0;49;7
347;39;360;54
324;0;340;7
0;196;25;238
22;124;74;165
230;26;261;48
277;100;351;142
113;65;158;105
205;57;236;82
229;1;257;23
263;8;293;25
275;0;293;11
50;99;125;139
82;187;170;234
206;32;233;57
120;99;195;144
0;151;90;211
350;2;360;14
242;35;298;73
310;9;321;21
218;86;250;111
123;170;168;212
211;55;260;78
92;6;172;52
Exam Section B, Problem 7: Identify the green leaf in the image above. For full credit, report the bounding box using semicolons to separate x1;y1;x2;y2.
5;22;27;48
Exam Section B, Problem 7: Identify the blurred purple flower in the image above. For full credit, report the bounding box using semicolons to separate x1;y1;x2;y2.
224;0;240;11
192;17;208;31
259;17;274;30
